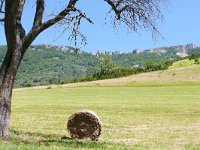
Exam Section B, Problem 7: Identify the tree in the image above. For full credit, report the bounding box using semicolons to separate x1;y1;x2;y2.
0;0;166;142
94;56;115;79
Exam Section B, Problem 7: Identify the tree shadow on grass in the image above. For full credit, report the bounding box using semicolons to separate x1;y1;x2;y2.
10;130;128;149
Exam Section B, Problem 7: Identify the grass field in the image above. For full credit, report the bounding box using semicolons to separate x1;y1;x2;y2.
0;86;199;149
169;59;196;69
1;66;200;149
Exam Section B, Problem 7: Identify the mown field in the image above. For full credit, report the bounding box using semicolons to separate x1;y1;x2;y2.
0;85;199;149
1;63;200;149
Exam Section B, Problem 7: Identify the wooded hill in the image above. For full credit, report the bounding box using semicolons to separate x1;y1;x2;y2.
0;44;199;87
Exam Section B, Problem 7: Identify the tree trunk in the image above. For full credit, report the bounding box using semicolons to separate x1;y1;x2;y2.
0;0;26;141
0;80;13;142
0;49;21;142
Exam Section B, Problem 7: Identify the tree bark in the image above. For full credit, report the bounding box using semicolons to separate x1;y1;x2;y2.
0;77;13;142
0;47;22;142
0;0;26;141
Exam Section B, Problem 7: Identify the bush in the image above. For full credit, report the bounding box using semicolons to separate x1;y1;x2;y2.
93;66;135;80
144;61;170;71
61;58;176;84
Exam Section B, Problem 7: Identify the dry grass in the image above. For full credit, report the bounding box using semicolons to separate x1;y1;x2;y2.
14;65;200;91
6;85;200;149
6;64;200;149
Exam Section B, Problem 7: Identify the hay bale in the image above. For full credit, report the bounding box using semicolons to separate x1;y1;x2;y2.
67;110;102;141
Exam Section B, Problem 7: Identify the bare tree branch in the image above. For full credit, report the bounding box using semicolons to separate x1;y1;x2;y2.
40;5;76;31
104;0;121;19
32;0;44;28
104;0;165;39
40;7;75;31
74;8;93;24
53;7;94;46
32;0;94;47
15;0;26;40
15;0;25;19
68;8;93;46
23;0;81;52
0;0;5;22
0;0;5;13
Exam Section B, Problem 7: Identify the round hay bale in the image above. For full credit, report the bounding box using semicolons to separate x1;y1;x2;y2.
67;110;102;141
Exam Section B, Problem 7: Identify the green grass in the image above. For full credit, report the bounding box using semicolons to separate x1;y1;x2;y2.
169;58;200;69
1;85;200;149
2;64;200;149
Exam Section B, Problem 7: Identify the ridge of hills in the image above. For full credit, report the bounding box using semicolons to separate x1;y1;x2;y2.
0;44;200;87
15;61;200;91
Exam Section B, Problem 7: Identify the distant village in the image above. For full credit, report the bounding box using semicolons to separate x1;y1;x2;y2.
91;43;196;55
30;43;197;58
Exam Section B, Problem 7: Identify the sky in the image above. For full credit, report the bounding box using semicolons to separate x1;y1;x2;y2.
0;0;200;52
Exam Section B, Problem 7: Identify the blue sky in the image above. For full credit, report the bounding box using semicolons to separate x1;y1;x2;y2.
0;0;200;52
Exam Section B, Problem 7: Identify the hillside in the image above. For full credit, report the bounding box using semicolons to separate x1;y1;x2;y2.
91;64;200;87
0;45;98;87
15;63;200;91
0;44;200;87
